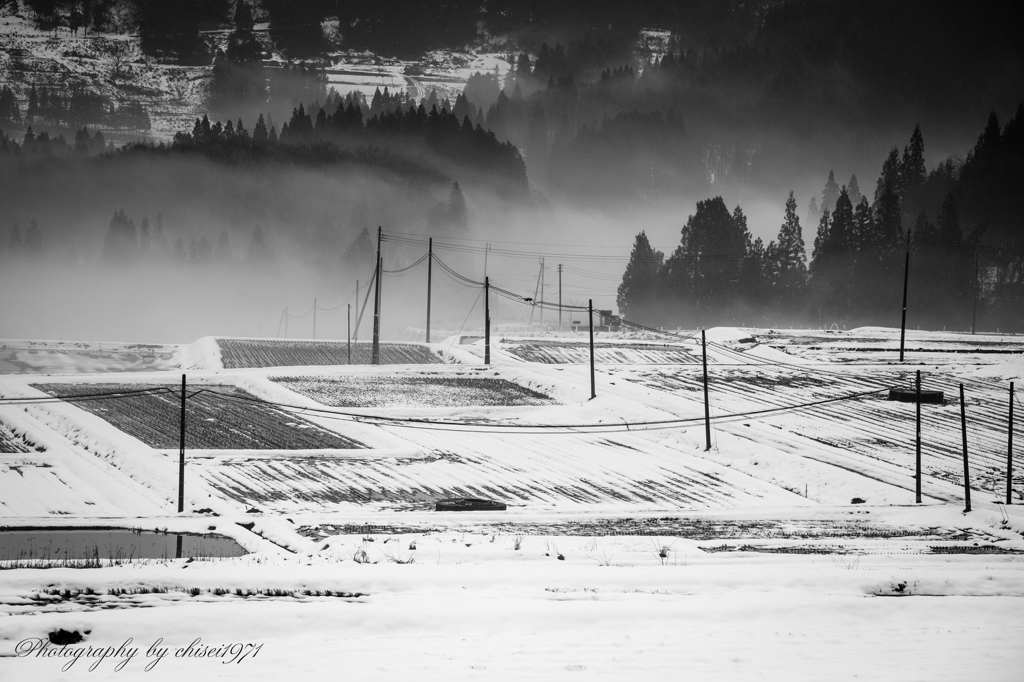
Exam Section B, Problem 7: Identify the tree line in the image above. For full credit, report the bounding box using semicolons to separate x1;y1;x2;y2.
618;112;1024;333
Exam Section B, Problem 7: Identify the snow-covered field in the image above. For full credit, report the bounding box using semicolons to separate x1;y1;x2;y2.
1;326;1022;680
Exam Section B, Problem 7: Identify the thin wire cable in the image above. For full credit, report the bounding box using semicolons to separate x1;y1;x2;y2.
190;384;886;433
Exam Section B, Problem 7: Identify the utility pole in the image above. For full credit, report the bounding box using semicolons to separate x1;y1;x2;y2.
284;306;288;338
354;280;359;342
347;304;352;364
484;242;490;279
960;384;972;512
313;297;317;340
540;257;545;328
426;238;432;344
1008;382;1015;505
915;369;922;503
372;226;382;365
558;264;563;332
177;374;186;514
702;330;711;451
588;299;595;399
484;277;491;365
529;258;542;325
971;253;979;335
900;229;911;362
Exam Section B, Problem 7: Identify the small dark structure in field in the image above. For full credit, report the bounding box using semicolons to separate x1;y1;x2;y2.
435;498;507;512
888;388;944;404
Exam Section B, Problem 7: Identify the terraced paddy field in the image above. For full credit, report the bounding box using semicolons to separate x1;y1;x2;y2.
502;339;699;364
612;362;1023;503
35;383;365;450
274;375;554;408
218;338;440;368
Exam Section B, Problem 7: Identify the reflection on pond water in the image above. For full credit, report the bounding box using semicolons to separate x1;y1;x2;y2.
0;529;247;562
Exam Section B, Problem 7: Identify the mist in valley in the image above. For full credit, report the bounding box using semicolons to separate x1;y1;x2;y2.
1;0;1022;343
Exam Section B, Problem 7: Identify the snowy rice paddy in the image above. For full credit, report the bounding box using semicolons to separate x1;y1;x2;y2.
218;338;440;368
35;383;365;450
0;327;1021;680
275;374;554;408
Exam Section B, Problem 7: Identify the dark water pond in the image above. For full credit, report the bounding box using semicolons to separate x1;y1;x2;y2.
0;529;247;561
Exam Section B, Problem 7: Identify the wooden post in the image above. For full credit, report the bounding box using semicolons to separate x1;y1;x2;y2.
588;299;595;399
915;369;922;503
558;263;563;332
426;238;432;344
900;229;911;362
960;383;972;512
347;304;352;364
313;296;317;340
354;279;359;342
372;226;382;365
702;330;711;451
484;277;490;365
177;373;186;513
1008;382;1015;505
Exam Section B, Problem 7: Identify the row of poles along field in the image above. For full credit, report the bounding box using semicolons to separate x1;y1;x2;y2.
2;229;1017;514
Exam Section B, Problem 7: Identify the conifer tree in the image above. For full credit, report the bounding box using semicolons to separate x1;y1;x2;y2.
773;191;807;304
874;147;901;206
617;231;664;324
821;170;840;213
847;175;862;206
246;225;269;263
215;228;232;261
342;227;374;271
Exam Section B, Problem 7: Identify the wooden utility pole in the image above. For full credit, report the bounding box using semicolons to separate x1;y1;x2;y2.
960;384;972;512
588;299;595;399
347;304;352;364
702;330;711;451
484;277;491;365
900;229;911;362
313;297;317;340
558;264;563;332
1008;382;1015;505
539;257;545;328
529;258;542;325
354;279;359;342
426;238;432;344
177;374;186;513
915;369;922;503
372;226;382;365
284;306;288;338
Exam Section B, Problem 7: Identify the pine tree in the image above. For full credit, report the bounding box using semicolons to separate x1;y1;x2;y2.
342;227;374;271
821;170;840;213
139;216;151;256
901;124;926;194
806;196;820;227
847;174;862;206
215;228;232;261
773;191;807;305
617;231;664;324
874;147;901;205
102;209;138;262
447;182;468;231
246;225;269;263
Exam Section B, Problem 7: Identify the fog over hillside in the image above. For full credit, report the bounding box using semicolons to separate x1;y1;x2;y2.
1;0;1021;340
